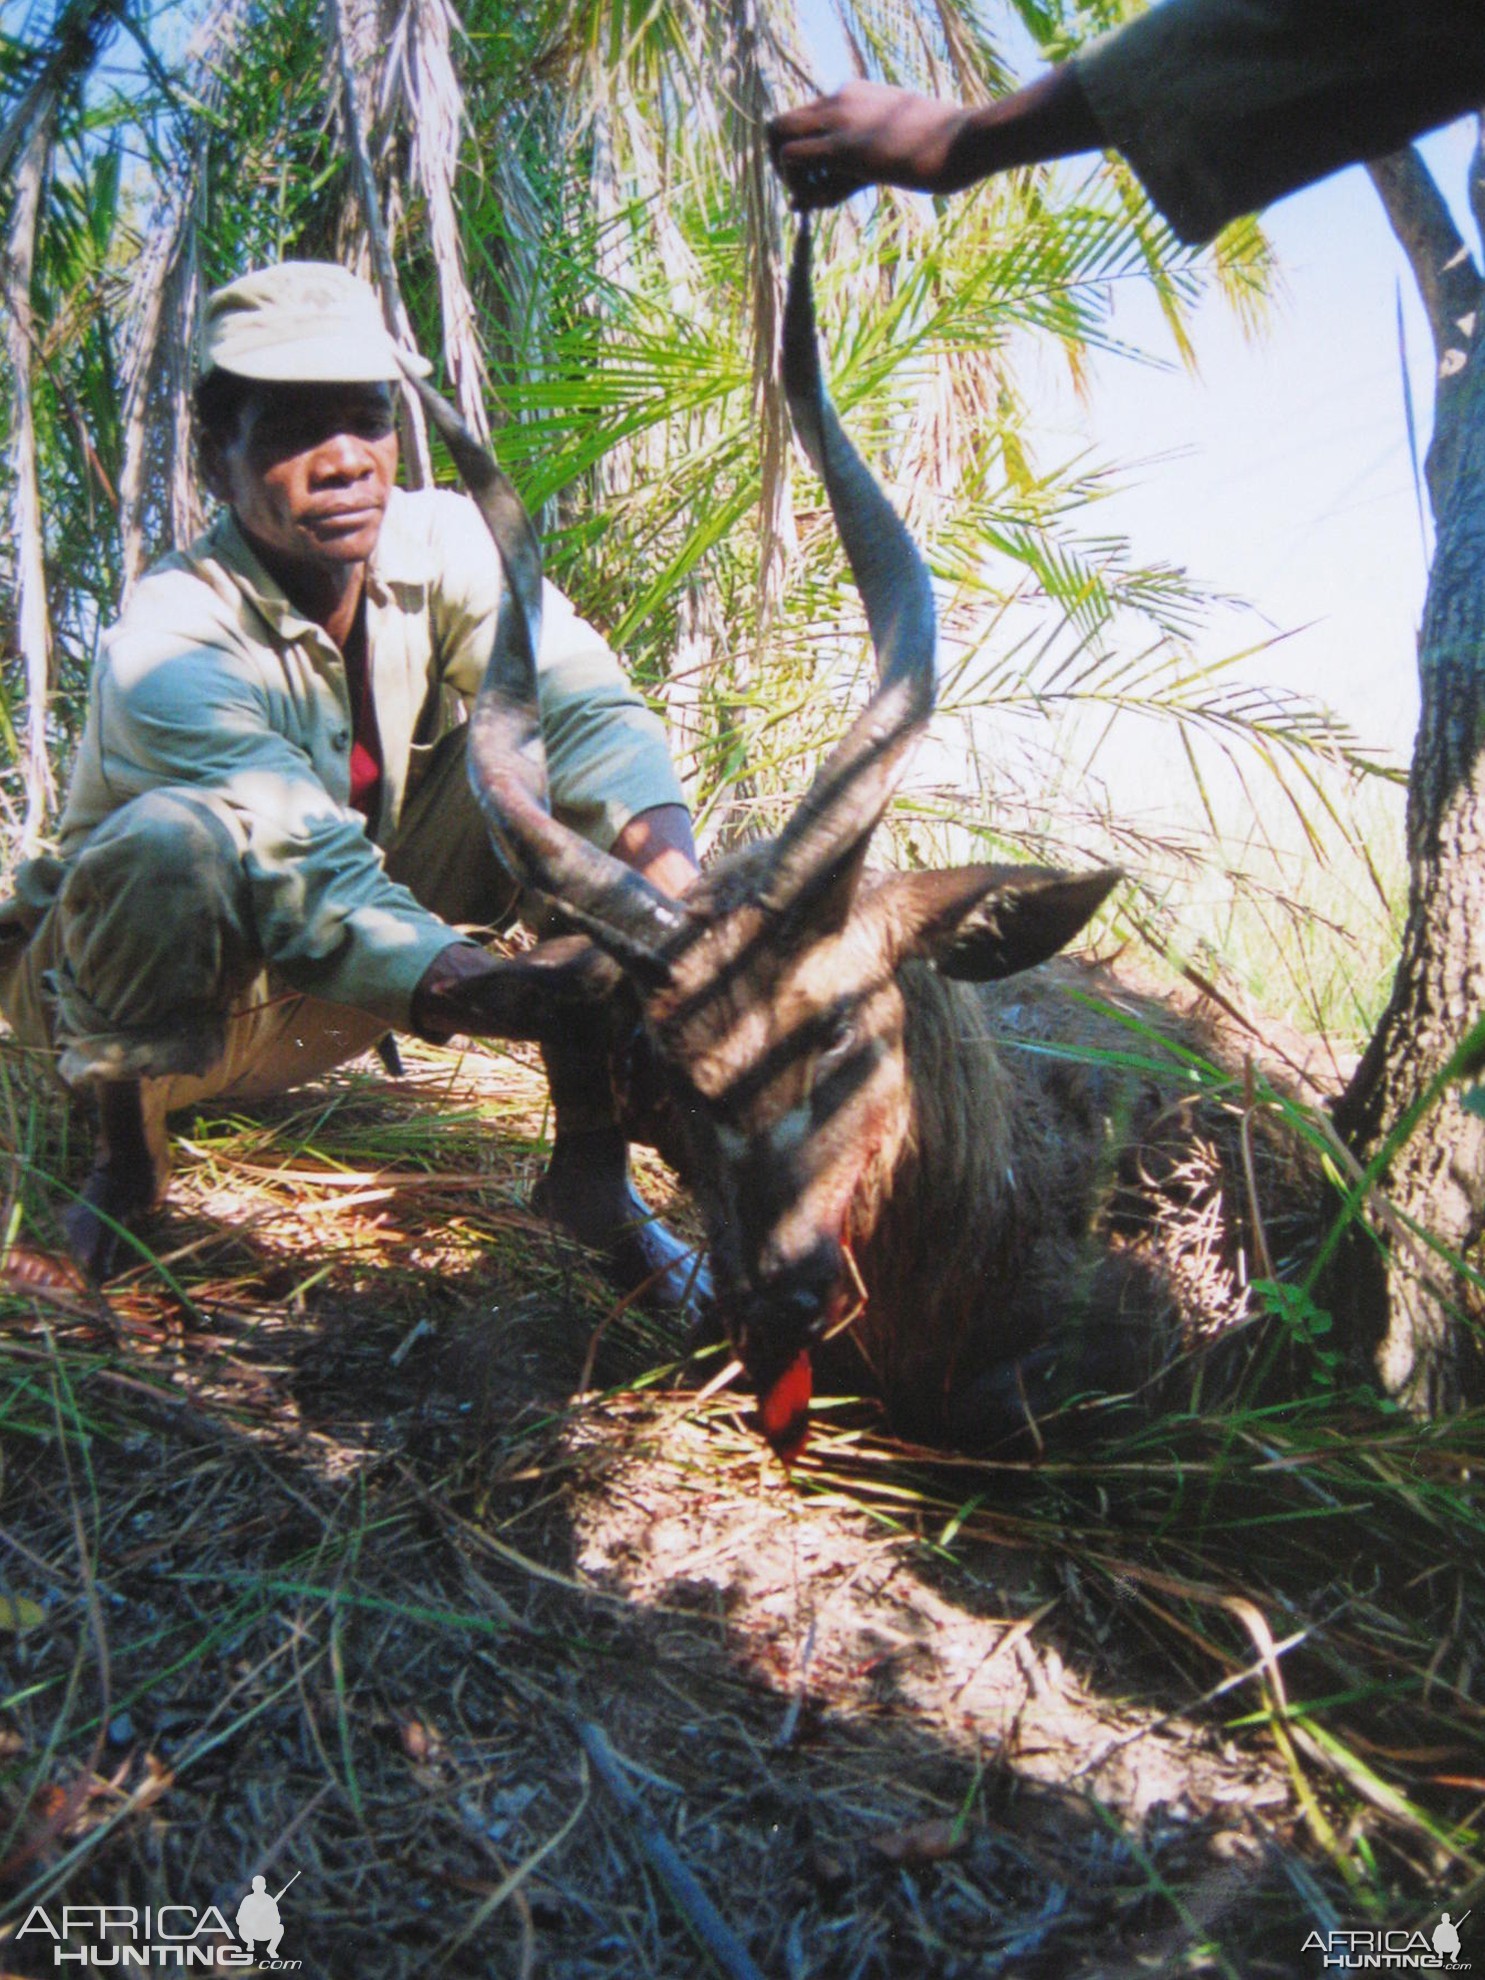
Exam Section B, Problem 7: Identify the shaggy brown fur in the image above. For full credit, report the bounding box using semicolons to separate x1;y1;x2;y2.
816;952;1315;1447
626;843;1317;1452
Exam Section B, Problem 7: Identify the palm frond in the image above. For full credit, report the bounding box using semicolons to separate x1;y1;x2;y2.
326;0;432;484
390;0;492;441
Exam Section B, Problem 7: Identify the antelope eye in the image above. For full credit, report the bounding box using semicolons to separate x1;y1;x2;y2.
818;1015;855;1066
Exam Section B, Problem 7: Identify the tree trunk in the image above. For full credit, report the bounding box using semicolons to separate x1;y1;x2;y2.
3;88;58;858
1331;139;1485;1412
2;0;119;853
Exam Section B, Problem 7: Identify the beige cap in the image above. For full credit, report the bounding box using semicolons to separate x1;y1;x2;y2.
200;261;432;383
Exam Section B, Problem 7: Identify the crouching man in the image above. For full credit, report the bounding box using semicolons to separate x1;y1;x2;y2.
0;261;702;1305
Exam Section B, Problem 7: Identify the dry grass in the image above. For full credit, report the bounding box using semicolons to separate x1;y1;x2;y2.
0;1031;1481;1978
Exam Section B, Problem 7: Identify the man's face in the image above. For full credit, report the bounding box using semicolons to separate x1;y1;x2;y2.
204;381;399;572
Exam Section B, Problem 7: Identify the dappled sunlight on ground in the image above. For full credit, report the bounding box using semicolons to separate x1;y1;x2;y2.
569;1398;1292;1830
1;1028;1476;1975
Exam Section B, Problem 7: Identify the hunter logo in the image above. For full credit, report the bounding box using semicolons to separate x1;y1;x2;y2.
16;1873;303;1967
235;1873;298;1963
1303;1909;1471;1970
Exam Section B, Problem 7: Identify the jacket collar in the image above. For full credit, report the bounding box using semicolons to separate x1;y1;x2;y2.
206;489;431;649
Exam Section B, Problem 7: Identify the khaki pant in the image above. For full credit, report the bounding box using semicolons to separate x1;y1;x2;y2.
0;728;520;1153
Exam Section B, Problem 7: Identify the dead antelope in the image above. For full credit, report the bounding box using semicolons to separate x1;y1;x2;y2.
407;222;1291;1457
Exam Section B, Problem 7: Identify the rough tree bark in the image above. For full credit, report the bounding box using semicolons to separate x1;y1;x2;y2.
1331;129;1485;1412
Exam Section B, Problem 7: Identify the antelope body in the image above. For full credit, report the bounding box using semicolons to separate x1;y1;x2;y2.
409;224;1282;1455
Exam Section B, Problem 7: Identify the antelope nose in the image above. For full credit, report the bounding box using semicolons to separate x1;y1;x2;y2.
767;1239;843;1341
775;1280;827;1335
727;1239;844;1381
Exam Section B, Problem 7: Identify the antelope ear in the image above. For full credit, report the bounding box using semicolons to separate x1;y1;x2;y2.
883;864;1122;982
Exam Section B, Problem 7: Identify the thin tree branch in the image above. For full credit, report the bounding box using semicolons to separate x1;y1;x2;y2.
107;4;185;116
1369;144;1485;520
723;0;792;639
2;79;74;851
116;0;252;588
1367;147;1481;369
574;1719;767;1980
118;182;195;589
0;0;121;850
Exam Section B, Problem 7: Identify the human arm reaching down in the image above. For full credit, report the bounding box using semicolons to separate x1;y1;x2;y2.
769;0;1485;246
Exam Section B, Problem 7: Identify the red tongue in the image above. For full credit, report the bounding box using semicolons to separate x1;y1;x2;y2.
756;1351;812;1464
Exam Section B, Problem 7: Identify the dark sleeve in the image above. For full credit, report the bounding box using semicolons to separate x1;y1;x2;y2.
1072;0;1485;245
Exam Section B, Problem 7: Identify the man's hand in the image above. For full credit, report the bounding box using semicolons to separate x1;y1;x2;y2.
411;807;694;1043
768;82;972;208
411;937;620;1044
768;71;1101;210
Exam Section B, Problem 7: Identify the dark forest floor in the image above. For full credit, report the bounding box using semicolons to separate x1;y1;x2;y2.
0;1033;1479;1978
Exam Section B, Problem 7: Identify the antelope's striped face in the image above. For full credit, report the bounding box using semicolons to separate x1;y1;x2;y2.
627;853;1122;1459
640;863;913;1405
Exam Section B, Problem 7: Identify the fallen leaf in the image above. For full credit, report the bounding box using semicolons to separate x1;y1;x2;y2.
0;1595;45;1634
399;1717;436;1761
133;1754;175;1811
869;1818;966;1866
1;1246;87;1295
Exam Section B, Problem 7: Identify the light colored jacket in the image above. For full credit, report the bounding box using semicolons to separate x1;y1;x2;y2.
17;487;682;1020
